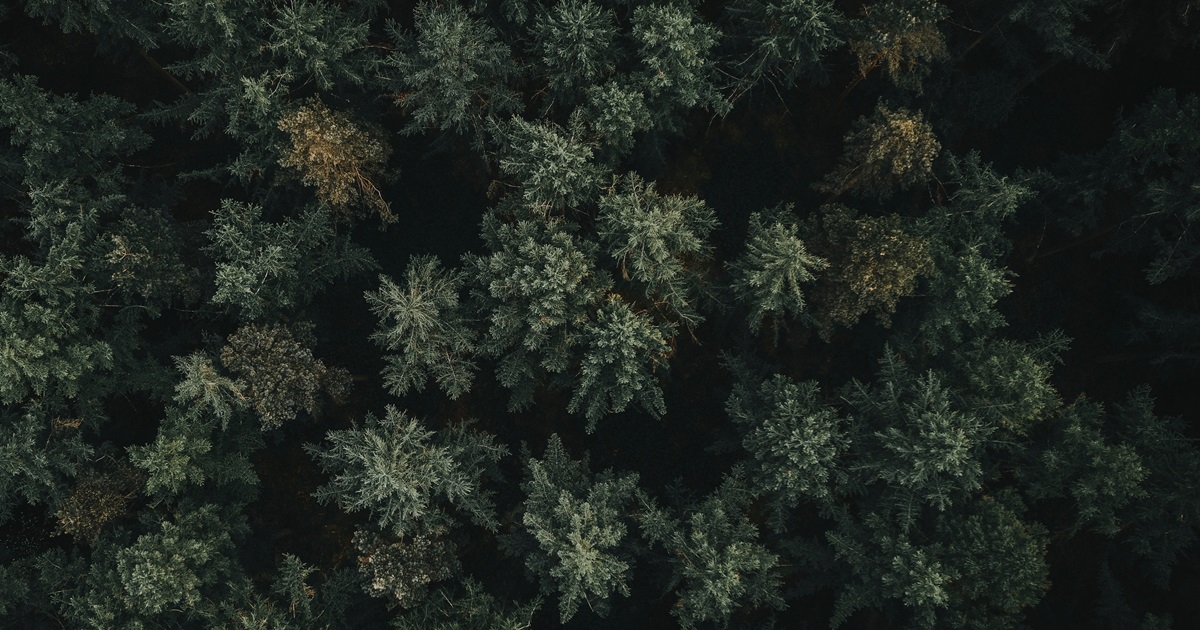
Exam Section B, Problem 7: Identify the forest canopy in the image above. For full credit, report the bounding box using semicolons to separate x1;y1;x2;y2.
1;0;1199;628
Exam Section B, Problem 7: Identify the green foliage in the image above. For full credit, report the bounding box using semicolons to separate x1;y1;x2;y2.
726;372;850;518
367;257;477;400
353;528;458;608
726;0;845;90
573;80;653;163
494;117;605;213
569;296;672;431
467;215;610;410
817;102;941;199
639;474;785;628
0;408;92;523
631;2;728;132
845;348;993;515
1009;0;1111;68
953;334;1066;437
1022;396;1147;537
116;505;244;616
0;213;113;405
385;1;521;140
307;407;507;537
102;206;203;312
804;205;933;339
532;0;619;101
204;200;376;319
220;323;351;430
597;173;718;328
391;577;540;630
848;0;948;91
906;153;1031;353
728;203;829;334
513;434;639;622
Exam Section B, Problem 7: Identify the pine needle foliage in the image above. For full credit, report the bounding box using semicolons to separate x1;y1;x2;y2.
849;0;948;92
367;256;477;400
597;173;718;329
494;117;605;213
728;203;829;334
353;528;459;609
639;473;785;629
514;434;640;623
307;407;508;537
569;296;673;431
278;99;394;223
817;103;941;199
532;0;619;102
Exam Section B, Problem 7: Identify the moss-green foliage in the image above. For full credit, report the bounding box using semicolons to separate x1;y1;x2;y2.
511;435;639;623
307;407;507;537
597;173;718;328
728;204;829;334
205;200;376;319
639;474;785;628
817;102;942;199
368;256;478;400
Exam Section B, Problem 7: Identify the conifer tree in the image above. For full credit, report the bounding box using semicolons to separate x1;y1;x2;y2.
391;578;540;630
573;80;653;163
569;295;673;431
204;200;376;319
848;0;948;92
385;1;521;142
466;214;610;410
278;99;394;223
531;0;619;104
597;173;718;329
728;203;829;334
494;116;605;213
220;323;351;430
817;103;941;199
367;256;477;400
307;407;507;537
725;0;845;92
639;473;785;628
631;2;728;132
804;205;933;339
352;528;458;609
511;434;640;623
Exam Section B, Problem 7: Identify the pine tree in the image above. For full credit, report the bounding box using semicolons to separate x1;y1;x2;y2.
116;505;245;616
493;116;605;213
278;99;394;223
596;173;718;329
728;204;829;334
352;528;458;609
817;102;941;199
531;0;619;104
569;295;673;431
725;371;850;521
573;80;653;164
848;0;948;92
725;0;845;92
466;214;610;410
639;473;785;628
367;256;477;400
220;323;351;430
385;1;521;142
631;2;729;133
204;200;376;319
307;407;507;537
804;205;933;339
511;434;640;622
391;578;540;630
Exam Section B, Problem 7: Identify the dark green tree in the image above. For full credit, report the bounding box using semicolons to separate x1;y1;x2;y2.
631;2;729;132
728;203;829;334
510;434;640;623
817;102;941;199
466;214;610;410
367;256;477;400
725;0;845;92
848;0;948;92
639;473;785;628
597;173;718;329
307;406;507;537
204;200;376;319
493;116;606;213
531;0;619;104
385;1;521;142
569;295;673;431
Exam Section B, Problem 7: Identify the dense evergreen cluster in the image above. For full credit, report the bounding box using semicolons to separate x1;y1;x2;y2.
1;0;1199;628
